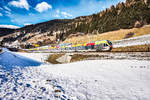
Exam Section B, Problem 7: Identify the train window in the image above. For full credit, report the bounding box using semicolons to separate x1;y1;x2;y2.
104;44;108;47
91;45;94;49
85;46;88;50
79;46;82;50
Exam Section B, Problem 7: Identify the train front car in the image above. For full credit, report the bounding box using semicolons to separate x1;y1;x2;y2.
95;40;113;52
106;40;113;51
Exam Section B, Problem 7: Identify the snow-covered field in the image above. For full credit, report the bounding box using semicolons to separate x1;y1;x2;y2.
15;52;50;62
0;49;150;100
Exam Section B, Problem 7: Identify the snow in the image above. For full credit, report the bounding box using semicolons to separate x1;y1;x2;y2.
0;25;20;29
113;34;150;48
0;48;42;70
0;50;150;100
15;52;50;62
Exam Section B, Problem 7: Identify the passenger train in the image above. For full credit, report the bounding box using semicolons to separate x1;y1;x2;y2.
27;40;113;52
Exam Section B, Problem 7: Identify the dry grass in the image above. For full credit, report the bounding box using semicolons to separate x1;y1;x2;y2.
70;54;105;62
46;54;99;64
18;49;29;53
63;25;150;44
46;53;65;64
112;44;150;52
0;48;2;53
70;54;88;62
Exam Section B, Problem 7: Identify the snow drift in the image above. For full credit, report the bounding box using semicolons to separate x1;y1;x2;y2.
0;48;42;70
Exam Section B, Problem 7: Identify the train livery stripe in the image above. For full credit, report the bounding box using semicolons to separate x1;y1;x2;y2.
27;40;112;52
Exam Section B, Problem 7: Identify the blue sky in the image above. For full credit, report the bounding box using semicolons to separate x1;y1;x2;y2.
0;0;125;28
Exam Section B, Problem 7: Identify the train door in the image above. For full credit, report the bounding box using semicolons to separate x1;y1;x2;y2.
95;43;104;51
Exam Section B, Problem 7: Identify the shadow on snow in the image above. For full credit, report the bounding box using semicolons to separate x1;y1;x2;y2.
0;48;42;70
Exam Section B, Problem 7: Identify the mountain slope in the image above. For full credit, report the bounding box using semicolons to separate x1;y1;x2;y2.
1;0;150;48
0;28;15;37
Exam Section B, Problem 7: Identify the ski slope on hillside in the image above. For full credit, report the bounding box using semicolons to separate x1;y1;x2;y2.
0;50;150;100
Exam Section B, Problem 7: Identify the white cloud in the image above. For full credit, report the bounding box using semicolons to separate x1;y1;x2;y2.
0;13;3;16
61;12;73;18
53;14;60;18
24;23;31;26
4;6;11;12
0;25;20;29
0;7;3;10
29;13;34;16
53;10;72;18
53;9;60;18
5;11;11;15
9;0;29;10
35;2;52;13
56;9;60;14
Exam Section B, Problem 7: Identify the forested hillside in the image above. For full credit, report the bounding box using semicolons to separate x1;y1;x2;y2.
0;28;15;37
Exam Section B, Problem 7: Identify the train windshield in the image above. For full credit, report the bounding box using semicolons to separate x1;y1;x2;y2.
107;40;112;45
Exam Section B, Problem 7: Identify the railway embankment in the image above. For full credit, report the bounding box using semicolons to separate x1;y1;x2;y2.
46;52;150;64
46;53;65;64
112;44;150;52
